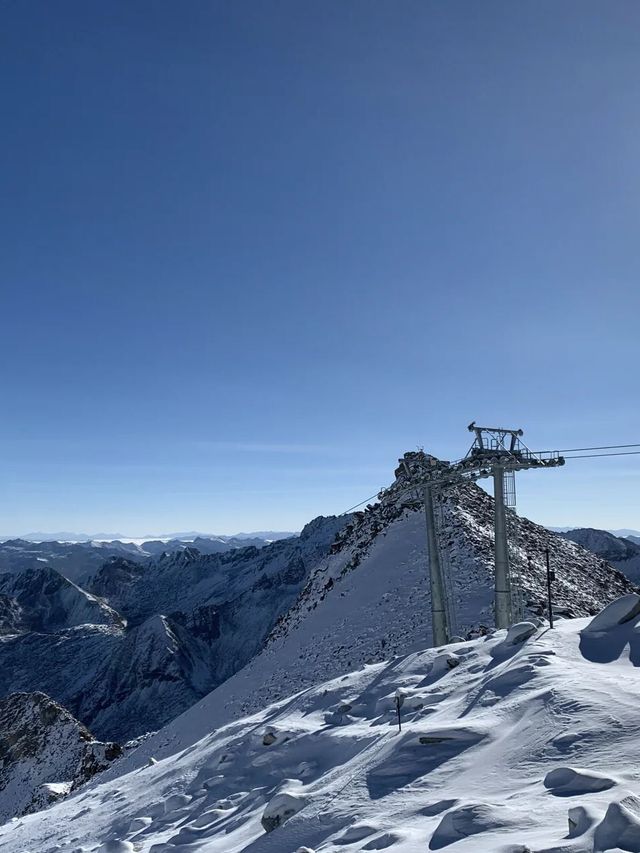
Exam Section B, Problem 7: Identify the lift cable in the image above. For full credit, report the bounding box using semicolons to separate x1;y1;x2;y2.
339;445;640;516
338;492;381;516
561;450;640;460
541;443;640;454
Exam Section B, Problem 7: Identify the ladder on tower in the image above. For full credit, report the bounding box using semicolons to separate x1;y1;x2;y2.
502;469;525;622
434;490;458;639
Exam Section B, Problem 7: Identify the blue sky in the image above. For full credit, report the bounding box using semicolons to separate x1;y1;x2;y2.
1;0;639;535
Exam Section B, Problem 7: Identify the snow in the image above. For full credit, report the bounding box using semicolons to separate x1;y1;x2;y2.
0;475;638;847
581;592;640;632
261;788;307;832
5;598;640;852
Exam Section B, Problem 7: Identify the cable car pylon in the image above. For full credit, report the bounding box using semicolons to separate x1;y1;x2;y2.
382;423;565;642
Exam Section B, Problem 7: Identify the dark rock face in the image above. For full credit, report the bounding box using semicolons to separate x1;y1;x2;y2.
0;691;122;823
0;567;121;633
187;605;221;640
90;557;147;601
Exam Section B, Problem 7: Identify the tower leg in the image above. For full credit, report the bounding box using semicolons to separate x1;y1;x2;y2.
493;466;512;629
423;485;449;646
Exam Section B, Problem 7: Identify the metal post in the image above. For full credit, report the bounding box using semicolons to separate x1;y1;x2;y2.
545;548;554;628
423;485;449;646
493;466;512;629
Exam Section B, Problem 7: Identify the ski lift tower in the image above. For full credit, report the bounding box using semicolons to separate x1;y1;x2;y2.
386;452;466;647
465;423;565;629
379;426;564;646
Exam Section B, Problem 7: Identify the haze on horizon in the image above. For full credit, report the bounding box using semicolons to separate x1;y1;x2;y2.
1;0;639;535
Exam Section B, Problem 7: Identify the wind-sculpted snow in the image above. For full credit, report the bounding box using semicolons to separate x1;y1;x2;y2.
7;606;640;851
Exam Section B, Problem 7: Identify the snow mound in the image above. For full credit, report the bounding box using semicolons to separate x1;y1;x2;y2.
582;593;640;633
429;802;521;849
5;614;640;852
543;766;616;795
567;804;598;837
261;788;307;832
593;798;640;851
501;621;538;646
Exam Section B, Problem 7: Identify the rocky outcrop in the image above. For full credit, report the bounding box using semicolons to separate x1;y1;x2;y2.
0;692;121;823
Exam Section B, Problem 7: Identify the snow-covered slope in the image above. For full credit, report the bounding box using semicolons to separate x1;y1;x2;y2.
7;598;640;852
560;527;640;584
85;480;632;776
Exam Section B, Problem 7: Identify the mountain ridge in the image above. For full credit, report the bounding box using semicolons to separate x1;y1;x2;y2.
4;530;298;543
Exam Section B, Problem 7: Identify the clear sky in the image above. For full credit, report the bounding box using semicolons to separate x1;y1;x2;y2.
1;0;639;536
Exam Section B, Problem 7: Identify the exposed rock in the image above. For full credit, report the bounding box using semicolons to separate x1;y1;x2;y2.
0;566;122;633
0;692;121;822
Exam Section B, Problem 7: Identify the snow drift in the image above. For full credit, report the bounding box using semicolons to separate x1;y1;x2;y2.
5;595;640;852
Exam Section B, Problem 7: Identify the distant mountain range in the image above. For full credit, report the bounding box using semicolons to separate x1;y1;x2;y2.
1;530;298;544
559;527;640;584
0;534;299;587
549;526;640;538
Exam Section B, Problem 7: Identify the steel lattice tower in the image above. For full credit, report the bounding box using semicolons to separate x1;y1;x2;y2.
381;424;564;643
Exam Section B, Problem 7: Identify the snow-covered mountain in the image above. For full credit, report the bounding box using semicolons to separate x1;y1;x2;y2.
91;477;633;767
0;458;637;832
609;528;640;539
0;469;634;749
0;517;344;743
7;596;640;852
560;527;640;584
0;534;285;586
6;530;297;543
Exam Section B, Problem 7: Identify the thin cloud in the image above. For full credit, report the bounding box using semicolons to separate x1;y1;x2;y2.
191;441;341;454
